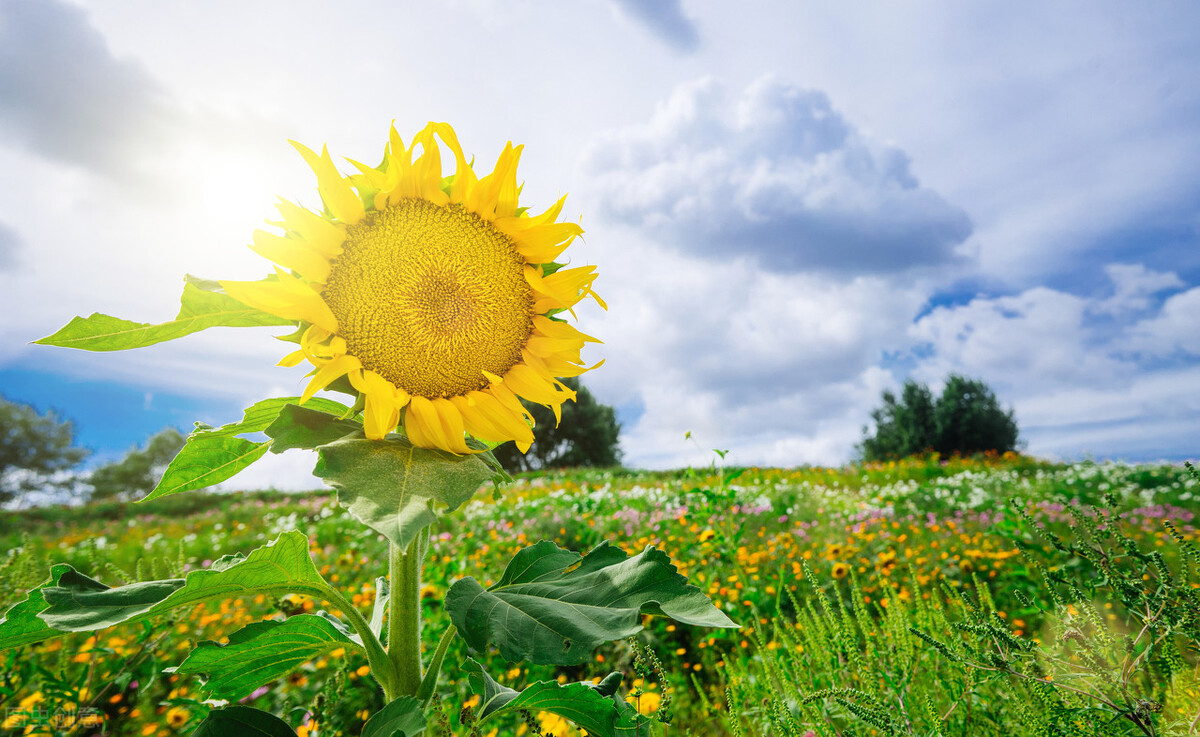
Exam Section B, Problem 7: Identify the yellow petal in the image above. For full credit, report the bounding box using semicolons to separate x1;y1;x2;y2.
466;142;520;218
289;140;366;224
406;396;451;451
349;369;410;439
220;270;338;333
432;123;478;204
273;200;346;259
510;222;582;264
533;315;600;342
431;398;471;454
301;354;361;403
278;348;306;368
249;230;331;283
460;392;534;446
495;144;523;219
410;124;449;205
503;363;570;407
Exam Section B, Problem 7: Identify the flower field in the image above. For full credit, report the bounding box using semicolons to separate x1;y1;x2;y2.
1;454;1197;736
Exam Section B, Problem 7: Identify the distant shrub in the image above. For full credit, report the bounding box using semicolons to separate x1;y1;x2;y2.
0;394;88;505
89;427;186;502
861;374;1019;461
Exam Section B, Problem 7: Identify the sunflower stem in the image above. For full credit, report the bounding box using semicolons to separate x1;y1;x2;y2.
388;528;428;697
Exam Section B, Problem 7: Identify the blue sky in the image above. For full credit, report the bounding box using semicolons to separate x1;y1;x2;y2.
0;0;1197;487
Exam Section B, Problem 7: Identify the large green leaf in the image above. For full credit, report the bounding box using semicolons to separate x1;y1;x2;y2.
140;434;270;503
265;404;361;452
190;706;298;737
172;613;363;701
38;531;328;632
463;659;648;737
199;396;352;438
361;696;426;737
143;397;356;503
0;564;72;650
446;541;737;665
314;436;493;550
35;275;291;352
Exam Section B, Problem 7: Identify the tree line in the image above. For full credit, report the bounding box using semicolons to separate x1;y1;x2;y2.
1;373;1019;503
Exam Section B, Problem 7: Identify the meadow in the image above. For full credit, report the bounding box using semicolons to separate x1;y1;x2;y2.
0;454;1197;736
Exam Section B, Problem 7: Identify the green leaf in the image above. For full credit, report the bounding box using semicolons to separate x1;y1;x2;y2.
265;404;362;453
446;541;737;665
172;613;363;701
0;564;73;649
139;434;270;503
35;275;291;351
190;706;298;737
202;396;353;438
463;659;648;737
39;530;328;632
314;436;493;550
361;696;426;737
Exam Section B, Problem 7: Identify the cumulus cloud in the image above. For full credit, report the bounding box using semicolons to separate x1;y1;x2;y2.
0;0;169;175
1123;287;1200;358
581;234;929;468
608;0;699;52
581;77;972;274
1092;263;1184;316
902;265;1199;461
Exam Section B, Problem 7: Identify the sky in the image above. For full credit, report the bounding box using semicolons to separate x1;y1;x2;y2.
0;0;1198;489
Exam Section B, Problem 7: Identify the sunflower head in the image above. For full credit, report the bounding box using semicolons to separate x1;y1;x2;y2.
222;123;604;454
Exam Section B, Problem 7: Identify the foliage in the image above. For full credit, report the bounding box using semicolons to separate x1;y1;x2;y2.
0;456;1195;735
493;377;622;472
89;427;187;502
861;374;1020;460
0;394;89;505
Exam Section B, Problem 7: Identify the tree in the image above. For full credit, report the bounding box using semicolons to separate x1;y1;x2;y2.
492;377;622;472
859;374;1019;461
89;427;187;502
0;395;89;505
933;374;1020;457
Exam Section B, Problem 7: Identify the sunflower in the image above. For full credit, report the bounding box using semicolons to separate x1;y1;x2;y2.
221;123;604;454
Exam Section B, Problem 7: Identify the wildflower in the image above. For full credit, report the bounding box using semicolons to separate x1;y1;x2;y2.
832;562;850;579
222;123;603;453
165;707;190;728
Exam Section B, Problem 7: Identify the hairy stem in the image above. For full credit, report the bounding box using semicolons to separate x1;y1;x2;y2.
389;529;429;696
418;625;458;702
318;582;397;699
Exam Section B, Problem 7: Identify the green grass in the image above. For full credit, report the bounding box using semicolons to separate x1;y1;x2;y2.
0;455;1196;736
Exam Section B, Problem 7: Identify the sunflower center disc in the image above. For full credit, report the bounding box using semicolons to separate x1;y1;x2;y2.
322;198;533;398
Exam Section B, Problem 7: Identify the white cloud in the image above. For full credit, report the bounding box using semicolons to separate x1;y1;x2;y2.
581;77;973;275
1093;263;1185;316
909;287;1130;387
1123;287;1200;358
903;268;1199;460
